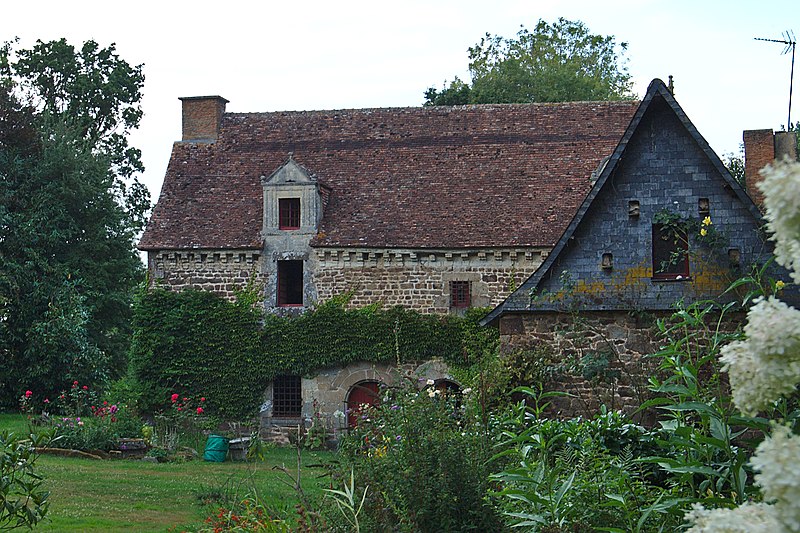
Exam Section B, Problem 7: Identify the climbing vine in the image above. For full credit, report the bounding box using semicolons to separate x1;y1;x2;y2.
128;288;497;420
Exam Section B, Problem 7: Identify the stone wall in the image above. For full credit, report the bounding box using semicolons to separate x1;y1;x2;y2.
147;249;264;300
313;247;546;312
499;310;744;422
149;246;547;313
500;311;663;421
260;359;459;438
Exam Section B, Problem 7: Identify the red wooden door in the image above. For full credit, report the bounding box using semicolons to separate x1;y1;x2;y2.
347;381;380;428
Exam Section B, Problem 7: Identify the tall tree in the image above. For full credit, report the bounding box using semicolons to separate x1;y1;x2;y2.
425;18;633;106
0;39;148;407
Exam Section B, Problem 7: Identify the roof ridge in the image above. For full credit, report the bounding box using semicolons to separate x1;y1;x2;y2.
224;99;640;117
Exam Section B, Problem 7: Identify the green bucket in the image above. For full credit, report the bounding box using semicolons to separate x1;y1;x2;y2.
203;434;229;462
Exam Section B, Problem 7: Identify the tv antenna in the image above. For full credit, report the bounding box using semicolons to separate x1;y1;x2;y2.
755;30;796;131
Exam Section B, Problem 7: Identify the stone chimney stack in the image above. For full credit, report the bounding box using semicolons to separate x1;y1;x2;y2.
743;129;798;206
179;96;229;142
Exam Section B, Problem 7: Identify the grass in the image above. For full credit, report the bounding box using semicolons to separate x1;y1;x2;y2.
0;412;32;436
1;413;336;532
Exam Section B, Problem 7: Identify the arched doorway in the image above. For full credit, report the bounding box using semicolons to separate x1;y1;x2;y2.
346;380;381;428
434;379;461;396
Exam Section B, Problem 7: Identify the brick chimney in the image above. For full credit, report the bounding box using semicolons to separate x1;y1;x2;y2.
743;129;798;206
179;96;229;142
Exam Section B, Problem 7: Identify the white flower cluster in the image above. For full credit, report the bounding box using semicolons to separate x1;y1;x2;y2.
720;296;800;415
687;160;800;531
685;502;778;532
758;159;800;284
751;424;800;531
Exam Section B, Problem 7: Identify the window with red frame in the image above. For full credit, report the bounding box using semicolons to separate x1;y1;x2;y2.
279;198;301;229
273;375;302;418
277;260;303;306
450;281;471;308
652;223;689;280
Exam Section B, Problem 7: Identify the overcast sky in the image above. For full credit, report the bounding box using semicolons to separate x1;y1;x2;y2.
3;0;798;206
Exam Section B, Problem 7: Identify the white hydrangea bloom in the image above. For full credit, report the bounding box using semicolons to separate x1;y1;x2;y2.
751;424;800;531
758;159;800;284
685;502;778;532
720;297;800;415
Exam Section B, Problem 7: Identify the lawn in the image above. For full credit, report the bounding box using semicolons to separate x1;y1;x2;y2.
2;414;335;532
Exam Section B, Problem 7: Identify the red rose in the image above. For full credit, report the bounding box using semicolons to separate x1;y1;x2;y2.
171;393;179;403
25;390;32;398
177;407;182;411
200;397;206;402
196;407;204;414
82;385;88;390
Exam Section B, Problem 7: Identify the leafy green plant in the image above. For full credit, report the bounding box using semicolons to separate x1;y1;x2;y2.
338;378;503;532
491;388;682;532
323;469;368;533
304;400;328;451
0;430;51;530
639;299;767;510
130;289;496;420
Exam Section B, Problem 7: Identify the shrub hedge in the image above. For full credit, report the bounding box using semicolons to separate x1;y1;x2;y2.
129;288;496;420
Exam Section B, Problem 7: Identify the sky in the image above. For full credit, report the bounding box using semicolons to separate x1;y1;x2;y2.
2;0;799;206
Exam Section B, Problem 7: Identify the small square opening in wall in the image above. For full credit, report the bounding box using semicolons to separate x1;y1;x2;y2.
273;375;302;418
450;281;470;309
628;200;640;217
728;248;741;267
698;198;710;216
277;260;303;306
601;253;613;270
279;198;301;229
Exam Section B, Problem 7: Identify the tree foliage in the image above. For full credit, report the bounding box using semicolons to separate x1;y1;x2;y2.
425;18;633;106
0;39;148;408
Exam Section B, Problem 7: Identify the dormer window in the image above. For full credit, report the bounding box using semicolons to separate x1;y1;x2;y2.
279;198;301;229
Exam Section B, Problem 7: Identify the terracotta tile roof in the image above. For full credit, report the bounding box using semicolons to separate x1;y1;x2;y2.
139;101;639;250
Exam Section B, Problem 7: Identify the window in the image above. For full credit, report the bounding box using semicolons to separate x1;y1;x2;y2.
450;281;471;308
277;260;303;306
273;375;302;418
652;223;689;280
279;198;301;229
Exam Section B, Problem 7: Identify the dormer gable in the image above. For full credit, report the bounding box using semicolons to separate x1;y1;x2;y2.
261;155;327;236
261;154;318;186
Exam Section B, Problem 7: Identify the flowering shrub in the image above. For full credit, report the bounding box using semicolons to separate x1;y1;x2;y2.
197;498;290;532
19;381;143;451
686;160;800;531
337;377;502;532
152;392;212;455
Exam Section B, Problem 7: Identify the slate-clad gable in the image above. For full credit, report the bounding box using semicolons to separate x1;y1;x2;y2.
139;102;639;251
483;80;770;323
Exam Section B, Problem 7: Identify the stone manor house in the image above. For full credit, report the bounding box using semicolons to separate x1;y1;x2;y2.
139;79;796;427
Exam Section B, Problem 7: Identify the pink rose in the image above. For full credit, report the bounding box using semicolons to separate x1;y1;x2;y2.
25;390;32;398
196;407;204;414
82;385;88;390
171;393;179;403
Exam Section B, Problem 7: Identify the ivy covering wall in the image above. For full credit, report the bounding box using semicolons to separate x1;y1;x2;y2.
129;289;496;420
